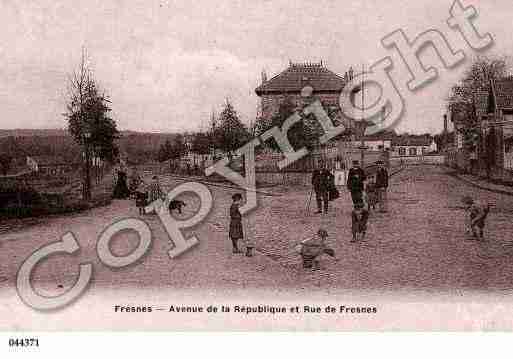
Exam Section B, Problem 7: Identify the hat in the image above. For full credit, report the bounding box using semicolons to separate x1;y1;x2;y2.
232;193;243;201
462;196;474;205
317;229;328;238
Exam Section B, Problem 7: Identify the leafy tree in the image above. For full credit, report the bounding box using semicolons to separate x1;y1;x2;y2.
171;134;188;159
64;49;119;162
191;131;212;155
157;139;174;162
255;96;337;151
157;135;188;162
214;100;250;155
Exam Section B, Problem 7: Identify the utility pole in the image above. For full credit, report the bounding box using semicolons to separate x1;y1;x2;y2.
83;130;92;201
360;64;365;166
382;106;386;156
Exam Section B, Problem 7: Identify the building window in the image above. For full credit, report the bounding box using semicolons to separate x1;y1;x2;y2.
409;147;417;156
398;148;406;156
505;139;513;154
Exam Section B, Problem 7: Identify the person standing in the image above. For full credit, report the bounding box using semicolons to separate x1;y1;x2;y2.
311;166;330;214
134;181;147;215
147;175;165;213
129;169;143;195
351;201;369;242
346;160;366;205
229;193;244;254
113;166;131;199
375;160;389;212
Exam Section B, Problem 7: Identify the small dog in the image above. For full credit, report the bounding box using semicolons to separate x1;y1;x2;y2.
168;200;186;214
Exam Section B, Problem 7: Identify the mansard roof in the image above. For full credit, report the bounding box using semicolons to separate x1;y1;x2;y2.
255;62;347;96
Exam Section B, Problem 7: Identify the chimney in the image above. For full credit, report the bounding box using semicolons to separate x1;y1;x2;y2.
443;114;448;133
348;67;354;81
261;69;267;84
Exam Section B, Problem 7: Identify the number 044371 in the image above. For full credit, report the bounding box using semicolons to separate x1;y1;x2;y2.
8;338;39;347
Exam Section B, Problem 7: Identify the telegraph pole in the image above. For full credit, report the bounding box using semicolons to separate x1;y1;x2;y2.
382;106;386;155
360;64;365;166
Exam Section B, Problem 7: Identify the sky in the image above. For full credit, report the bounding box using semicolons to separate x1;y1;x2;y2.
0;0;512;134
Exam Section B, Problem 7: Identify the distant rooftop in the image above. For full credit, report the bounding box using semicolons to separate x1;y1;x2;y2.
255;61;349;95
392;135;433;147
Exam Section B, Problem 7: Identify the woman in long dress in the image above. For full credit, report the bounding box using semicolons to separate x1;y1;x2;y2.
113;167;130;199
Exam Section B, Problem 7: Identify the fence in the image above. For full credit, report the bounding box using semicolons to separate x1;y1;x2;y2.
390;154;446;166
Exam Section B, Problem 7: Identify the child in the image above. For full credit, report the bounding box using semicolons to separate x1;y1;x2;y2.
462;196;490;240
297;229;335;270
147;175;165;214
229;193;244;254
134;182;147;215
365;181;378;211
351;201;369;242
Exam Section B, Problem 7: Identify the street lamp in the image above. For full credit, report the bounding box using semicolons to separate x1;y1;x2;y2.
83;130;92;201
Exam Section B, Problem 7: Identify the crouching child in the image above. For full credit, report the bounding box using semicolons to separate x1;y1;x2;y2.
462;196;490;240
297;229;336;270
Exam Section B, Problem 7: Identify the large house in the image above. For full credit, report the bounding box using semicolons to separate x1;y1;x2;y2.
451;77;513;181
255;61;354;126
477;77;513;180
391;136;437;157
254;62;384;169
388;135;440;166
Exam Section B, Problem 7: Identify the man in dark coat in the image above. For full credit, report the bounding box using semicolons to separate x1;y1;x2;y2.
375;160;389;212
113;167;131;199
346;160;366;205
312;165;330;214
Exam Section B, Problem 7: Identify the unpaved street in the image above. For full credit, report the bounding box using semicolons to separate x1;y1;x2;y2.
2;165;513;330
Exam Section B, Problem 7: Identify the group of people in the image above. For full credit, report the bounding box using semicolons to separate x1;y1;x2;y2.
227;158;391;270
294;159;390;269
120;161;490;272
133;175;166;215
111;167;165;216
310;159;389;244
347;159;389;242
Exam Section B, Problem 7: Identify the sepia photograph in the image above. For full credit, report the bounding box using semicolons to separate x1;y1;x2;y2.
1;0;513;342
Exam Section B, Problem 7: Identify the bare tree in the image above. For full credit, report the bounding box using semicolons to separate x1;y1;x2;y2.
64;48;119;200
64;48;119;162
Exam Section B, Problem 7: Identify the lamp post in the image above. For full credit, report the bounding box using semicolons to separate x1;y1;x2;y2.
83;130;92;201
